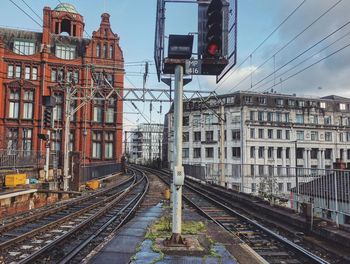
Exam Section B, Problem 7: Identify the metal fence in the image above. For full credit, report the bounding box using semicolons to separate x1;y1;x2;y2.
185;162;350;225
79;162;122;183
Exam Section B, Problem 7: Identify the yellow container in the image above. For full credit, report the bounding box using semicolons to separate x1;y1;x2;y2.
164;188;171;200
86;180;100;190
5;174;27;187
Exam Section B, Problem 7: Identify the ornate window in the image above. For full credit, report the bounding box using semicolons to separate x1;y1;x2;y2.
96;44;101;58
7;65;14;78
109;45;113;59
23;90;34;119
103;44;108;58
13;40;35;55
7;128;18;153
93;97;103;123
92;132;102;158
106;98;115;123
104;132;114;159
22;128;32;155
53;94;63;121
56;45;75;60
8;90;20;119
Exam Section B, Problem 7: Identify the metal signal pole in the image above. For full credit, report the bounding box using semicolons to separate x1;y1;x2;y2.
171;64;185;243
63;84;72;191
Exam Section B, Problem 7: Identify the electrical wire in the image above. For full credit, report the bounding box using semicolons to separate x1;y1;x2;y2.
215;0;307;92
226;0;344;94
253;30;350;92
250;20;350;91
261;41;350;93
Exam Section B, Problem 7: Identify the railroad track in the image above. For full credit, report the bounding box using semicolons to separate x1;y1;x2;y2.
140;166;335;264
0;169;148;263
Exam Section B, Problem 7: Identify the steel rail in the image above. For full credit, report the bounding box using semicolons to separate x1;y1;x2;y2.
58;168;149;263
140;166;330;264
0;173;133;233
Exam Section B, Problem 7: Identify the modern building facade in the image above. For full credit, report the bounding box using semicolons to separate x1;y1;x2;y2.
0;3;124;171
128;124;164;165
165;91;350;192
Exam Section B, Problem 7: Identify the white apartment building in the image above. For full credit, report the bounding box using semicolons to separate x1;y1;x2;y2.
165;91;350;193
128;123;163;165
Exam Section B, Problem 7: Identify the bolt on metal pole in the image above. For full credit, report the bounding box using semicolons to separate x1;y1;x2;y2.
172;64;184;242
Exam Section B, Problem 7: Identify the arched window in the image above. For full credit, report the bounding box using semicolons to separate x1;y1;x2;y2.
96;44;101;58
109;45;113;59
103;44;107;58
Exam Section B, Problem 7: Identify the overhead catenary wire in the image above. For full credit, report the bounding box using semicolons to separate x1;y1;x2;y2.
249;20;350;91
215;0;307;92
261;41;350;93
226;0;344;94
254;30;350;92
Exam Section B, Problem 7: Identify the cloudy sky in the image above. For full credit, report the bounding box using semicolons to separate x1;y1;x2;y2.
1;0;349;127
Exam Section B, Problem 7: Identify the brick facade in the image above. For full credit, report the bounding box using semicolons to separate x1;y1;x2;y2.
0;3;124;167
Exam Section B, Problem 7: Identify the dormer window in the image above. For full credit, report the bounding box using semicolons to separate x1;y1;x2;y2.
56;45;75;60
13;40;35;55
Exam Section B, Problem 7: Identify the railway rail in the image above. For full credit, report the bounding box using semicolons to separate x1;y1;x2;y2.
139;166;339;264
0;168;149;263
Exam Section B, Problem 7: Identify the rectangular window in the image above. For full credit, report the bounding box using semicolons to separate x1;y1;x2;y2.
194;131;201;142
245;96;252;104
183;116;189;126
74;70;79;84
258;111;264;121
32;67;38;80
92;132;102;158
105;132;114;159
15;66;21;78
276;98;284;106
268;147;273;159
250;111;255;121
285;113;290;122
268;129;273;139
325;132;332;141
320;102;326;108
93;99;103;123
192;115;201;126
278;182;284;192
276;112;282;122
193;148;201;158
250;128;255;139
258;129;264;139
25;66;30;80
277;130;282;139
56;45;76;60
267;112;273;122
287;183;292;191
22;128;32;155
53;94;63;121
250;146;255;158
298;101;305;107
23;90;34;119
51;130;61;151
297;148;304;159
325;149;332;159
205;131;214;142
286;148;290;159
204;114;213;125
183;132;189;142
259;165;264;175
232;129;240;140
311;148;318;159
258;147;264;158
7;128;19;152
339;132;344;142
296;131;304;140
258;97;266;105
277;147;282;159
286;130;290;140
9;90;20;119
51;69;57;82
69;132;74;152
183;148;189;158
311;131;319;141
8;65;14;78
296;114;304;124
288;100;295;106
340;103;346;111
105;99;115;123
13;40;35;55
232;147;241;158
324;116;332;125
205;147;214;158
310;115;318;124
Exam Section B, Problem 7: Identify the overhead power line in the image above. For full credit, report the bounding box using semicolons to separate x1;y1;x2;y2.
215;0;307;92
226;0;344;94
261;41;350;93
8;0;41;27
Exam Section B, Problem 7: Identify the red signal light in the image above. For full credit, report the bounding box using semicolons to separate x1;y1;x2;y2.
208;43;219;56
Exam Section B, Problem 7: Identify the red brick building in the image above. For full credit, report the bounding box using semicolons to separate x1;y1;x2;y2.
0;3;124;172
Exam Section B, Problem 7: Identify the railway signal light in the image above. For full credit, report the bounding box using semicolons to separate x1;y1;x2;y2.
205;0;223;58
43;108;53;128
